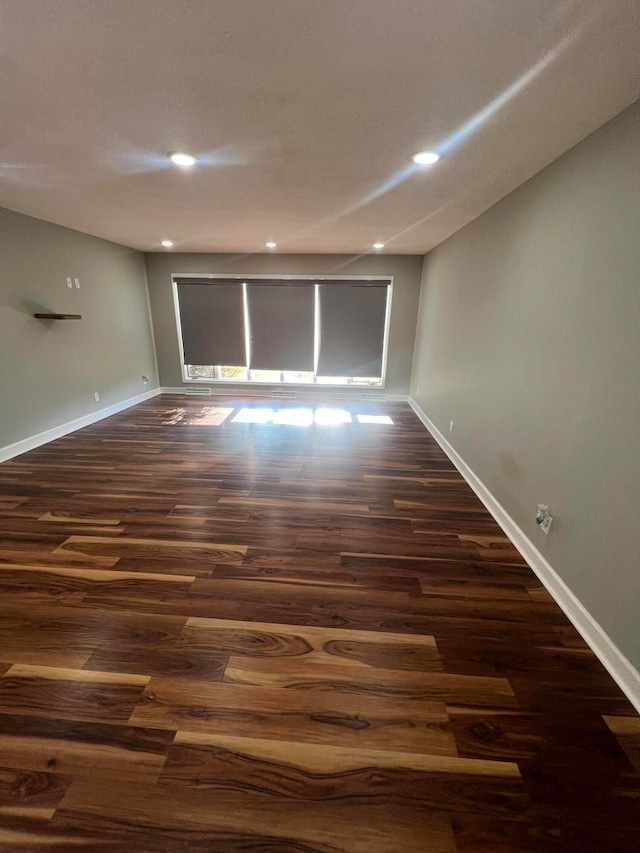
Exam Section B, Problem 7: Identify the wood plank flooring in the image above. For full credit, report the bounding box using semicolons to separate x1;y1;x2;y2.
0;395;638;851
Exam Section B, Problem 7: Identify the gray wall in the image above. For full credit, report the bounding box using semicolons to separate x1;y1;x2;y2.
145;253;423;396
411;101;640;669
0;207;158;450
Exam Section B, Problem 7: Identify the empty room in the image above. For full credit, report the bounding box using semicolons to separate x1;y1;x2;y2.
0;1;639;850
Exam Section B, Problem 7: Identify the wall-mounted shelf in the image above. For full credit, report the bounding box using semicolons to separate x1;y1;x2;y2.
34;313;82;320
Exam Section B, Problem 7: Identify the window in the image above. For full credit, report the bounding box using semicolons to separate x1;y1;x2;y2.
186;365;215;379
173;276;392;387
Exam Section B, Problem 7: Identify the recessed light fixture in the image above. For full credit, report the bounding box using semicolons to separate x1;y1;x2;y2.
373;242;385;250
169;152;197;167
265;242;277;249
412;151;440;166
161;240;174;248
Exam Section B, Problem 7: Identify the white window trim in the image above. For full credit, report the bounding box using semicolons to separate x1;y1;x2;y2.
171;274;394;389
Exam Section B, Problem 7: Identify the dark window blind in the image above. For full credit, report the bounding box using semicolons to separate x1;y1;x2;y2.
175;280;246;366
317;282;388;377
246;282;315;370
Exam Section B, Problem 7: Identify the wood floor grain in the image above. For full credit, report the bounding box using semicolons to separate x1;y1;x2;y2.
0;395;638;851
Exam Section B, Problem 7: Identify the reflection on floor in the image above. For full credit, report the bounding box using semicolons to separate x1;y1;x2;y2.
162;406;235;426
162;403;396;427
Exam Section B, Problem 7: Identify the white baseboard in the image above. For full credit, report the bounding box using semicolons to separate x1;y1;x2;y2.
0;387;162;463
408;396;640;714
160;386;409;402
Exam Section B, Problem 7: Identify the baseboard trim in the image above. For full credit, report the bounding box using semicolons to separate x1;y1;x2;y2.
408;396;640;713
0;387;162;463
160;386;409;402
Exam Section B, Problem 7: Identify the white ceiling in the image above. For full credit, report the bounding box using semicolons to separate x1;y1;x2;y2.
0;1;638;254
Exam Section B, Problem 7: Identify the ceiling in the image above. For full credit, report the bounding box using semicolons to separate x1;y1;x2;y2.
0;1;638;254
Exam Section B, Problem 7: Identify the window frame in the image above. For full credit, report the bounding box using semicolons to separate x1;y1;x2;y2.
171;274;393;389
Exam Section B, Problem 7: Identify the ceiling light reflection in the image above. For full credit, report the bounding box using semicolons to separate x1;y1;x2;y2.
436;24;584;156
412;151;440;166
170;152;197;166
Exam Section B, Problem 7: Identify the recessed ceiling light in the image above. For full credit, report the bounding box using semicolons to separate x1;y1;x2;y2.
169;152;197;167
373;242;385;250
412;151;440;166
161;240;174;248
265;242;277;249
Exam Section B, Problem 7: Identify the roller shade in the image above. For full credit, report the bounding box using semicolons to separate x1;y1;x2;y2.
175;280;246;366
247;282;315;370
317;283;389;377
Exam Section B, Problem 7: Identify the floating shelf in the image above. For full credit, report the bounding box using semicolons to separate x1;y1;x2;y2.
34;313;82;320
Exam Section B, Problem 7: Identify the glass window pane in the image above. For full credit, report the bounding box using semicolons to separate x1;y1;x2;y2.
283;371;314;383
187;365;215;379
220;366;248;380
250;369;281;382
316;376;349;384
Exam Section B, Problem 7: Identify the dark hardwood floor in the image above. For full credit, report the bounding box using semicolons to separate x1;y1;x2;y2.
0;395;638;852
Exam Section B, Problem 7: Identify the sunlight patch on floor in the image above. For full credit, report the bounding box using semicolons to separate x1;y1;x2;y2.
231;408;274;424
164;406;394;427
356;414;394;425
272;408;314;426
162;407;234;425
314;408;352;425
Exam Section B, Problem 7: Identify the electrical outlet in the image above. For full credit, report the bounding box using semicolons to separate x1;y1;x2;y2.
536;504;553;535
449;420;454;433
74;278;80;289
66;277;73;288
93;392;100;402
142;375;149;384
